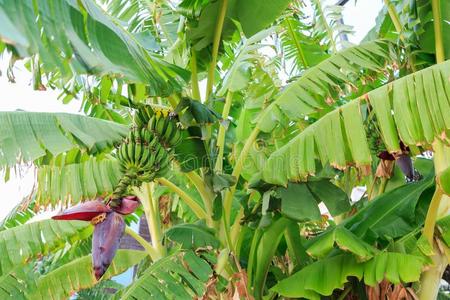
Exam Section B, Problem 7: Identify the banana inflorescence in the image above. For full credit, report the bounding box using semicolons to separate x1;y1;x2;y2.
51;104;183;280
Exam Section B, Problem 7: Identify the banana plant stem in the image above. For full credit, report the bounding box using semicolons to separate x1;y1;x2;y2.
133;183;166;259
367;176;377;201
423;188;444;244
215;91;233;172
418;140;450;299
377;177;388;196
223;127;260;224
230;208;244;245
145;183;166;258
383;0;418;71
221;214;234;252
215;248;230;277
337;285;352;300
156;177;210;222
184;171;214;222
432;0;445;63
205;0;228;99
167;94;179;108
124;226;158;260
190;50;201;100
423;140;450;244
247;228;263;291
383;0;403;40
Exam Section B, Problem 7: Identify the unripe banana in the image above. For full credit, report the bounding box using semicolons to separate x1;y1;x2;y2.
145;150;156;170
155;115;167;136
140;128;148;144
134;143;143;167
168;124;181;146
158;154;171;171
155;145;167;163
163;120;174;142
134;112;146;128
144;130;152;144
119;144;131;164
141;106;152;123
148;116;157;132
127;143;135;166
139;147;151;167
148;135;159;150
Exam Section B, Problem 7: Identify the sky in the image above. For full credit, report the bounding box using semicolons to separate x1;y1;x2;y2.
0;0;384;221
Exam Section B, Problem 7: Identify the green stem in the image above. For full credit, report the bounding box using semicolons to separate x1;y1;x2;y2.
432;0;445;63
124;226;158;260
423;188;444;244
223;127;260;224
156;177;209;222
184;171;214;221
422;141;450;242
284;222;310;270
167;94;179;109
377;177;388;196
190;50;201;101
205;0;228;99
417;241;448;300
215;91;233;172
230;208;244;247
384;0;403;40
383;0;418;71
247;228;263;292
418;140;450;299
367;175;377;201
221;214;234;252
133;183;166;259
337;285;352;300
215;248;230;277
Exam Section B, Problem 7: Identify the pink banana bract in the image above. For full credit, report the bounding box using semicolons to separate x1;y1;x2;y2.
51;196;140;280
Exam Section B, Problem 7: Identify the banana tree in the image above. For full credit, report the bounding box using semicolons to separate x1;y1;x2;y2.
0;0;449;299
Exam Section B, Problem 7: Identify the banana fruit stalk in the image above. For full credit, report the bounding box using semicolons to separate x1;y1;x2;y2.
52;197;140;280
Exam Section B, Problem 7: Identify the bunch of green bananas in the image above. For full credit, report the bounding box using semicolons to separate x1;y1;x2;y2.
364;110;386;156
113;127;171;197
134;105;182;148
147;113;182;148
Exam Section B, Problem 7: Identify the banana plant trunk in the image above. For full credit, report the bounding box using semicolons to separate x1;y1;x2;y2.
418;140;450;299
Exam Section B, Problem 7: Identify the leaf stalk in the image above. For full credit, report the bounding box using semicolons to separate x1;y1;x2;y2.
432;0;445;63
205;0;229;98
156;177;210;222
133;183;166;259
215;91;233;172
124;226;158;260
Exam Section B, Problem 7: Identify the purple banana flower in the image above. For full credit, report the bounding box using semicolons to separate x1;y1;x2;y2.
113;195;140;215
92;212;125;280
52;199;111;221
51;196;140;280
